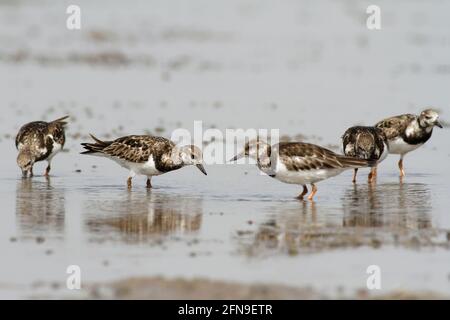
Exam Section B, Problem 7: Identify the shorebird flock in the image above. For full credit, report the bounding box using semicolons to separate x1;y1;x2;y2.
15;109;442;201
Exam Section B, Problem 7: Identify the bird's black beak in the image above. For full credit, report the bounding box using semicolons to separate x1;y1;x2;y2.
435;120;443;128
196;164;207;175
229;151;245;162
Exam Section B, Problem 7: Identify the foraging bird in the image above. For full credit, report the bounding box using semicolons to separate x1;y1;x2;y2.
342;126;388;183
81;134;207;188
15;116;69;177
375;109;442;177
230;139;375;201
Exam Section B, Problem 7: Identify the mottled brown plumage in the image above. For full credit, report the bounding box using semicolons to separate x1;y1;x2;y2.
375;114;416;141
81;135;183;172
231;139;375;201
342;126;387;161
374;109;442;177
342;126;388;183
81;134;207;188
375;109;442;145
276;142;373;172
15;116;69;177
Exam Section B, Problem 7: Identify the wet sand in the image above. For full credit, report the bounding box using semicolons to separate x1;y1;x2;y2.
44;276;449;300
1;0;450;299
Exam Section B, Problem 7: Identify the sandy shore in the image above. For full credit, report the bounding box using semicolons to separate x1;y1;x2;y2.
62;277;450;300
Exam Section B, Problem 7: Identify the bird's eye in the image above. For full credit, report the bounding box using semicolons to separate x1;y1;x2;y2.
191;154;195;160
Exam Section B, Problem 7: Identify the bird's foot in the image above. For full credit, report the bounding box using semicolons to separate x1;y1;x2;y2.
297;185;308;200
307;184;317;201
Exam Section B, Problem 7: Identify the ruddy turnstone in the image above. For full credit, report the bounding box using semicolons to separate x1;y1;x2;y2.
230;139;375;201
342;126;388;183
15;116;69;177
81;134;207;188
375;109;442;177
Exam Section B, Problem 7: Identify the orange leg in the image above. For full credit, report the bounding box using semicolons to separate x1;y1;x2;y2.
352;168;358;183
297;185;308;200
127;177;132;189
307;184;318;201
368;166;377;183
398;156;405;177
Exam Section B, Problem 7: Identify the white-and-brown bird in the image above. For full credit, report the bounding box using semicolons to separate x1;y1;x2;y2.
375;109;442;177
81;134;207;188
342;126;388;183
15;116;69;177
230;139;375;201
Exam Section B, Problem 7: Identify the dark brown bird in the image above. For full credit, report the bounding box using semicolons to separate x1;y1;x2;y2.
81;134;207;189
342;126;388;183
15;116;69;177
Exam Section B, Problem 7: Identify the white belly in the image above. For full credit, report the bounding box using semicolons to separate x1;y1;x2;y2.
112;156;162;176
388;137;423;155
378;142;389;163
272;161;346;185
48;141;62;160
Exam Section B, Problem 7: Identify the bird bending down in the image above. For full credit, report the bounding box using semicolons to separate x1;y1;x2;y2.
230;139;375;201
375;109;442;178
15;116;69;178
342;126;388;183
81;134;207;189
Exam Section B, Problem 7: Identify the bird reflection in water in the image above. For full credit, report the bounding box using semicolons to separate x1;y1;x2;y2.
85;191;203;243
342;182;432;230
240;182;437;256
242;202;323;256
15;178;66;239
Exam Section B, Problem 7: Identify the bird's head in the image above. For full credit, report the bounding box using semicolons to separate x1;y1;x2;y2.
229;138;270;162
179;145;207;175
17;150;35;178
419;109;443;129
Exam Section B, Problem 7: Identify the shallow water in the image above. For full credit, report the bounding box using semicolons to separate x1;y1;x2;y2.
1;0;450;299
1;149;450;298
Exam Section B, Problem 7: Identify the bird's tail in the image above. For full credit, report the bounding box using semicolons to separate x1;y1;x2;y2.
80;134;112;155
50;115;70;126
337;155;377;169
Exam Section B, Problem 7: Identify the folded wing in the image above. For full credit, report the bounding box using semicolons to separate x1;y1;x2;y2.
277;142;374;171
